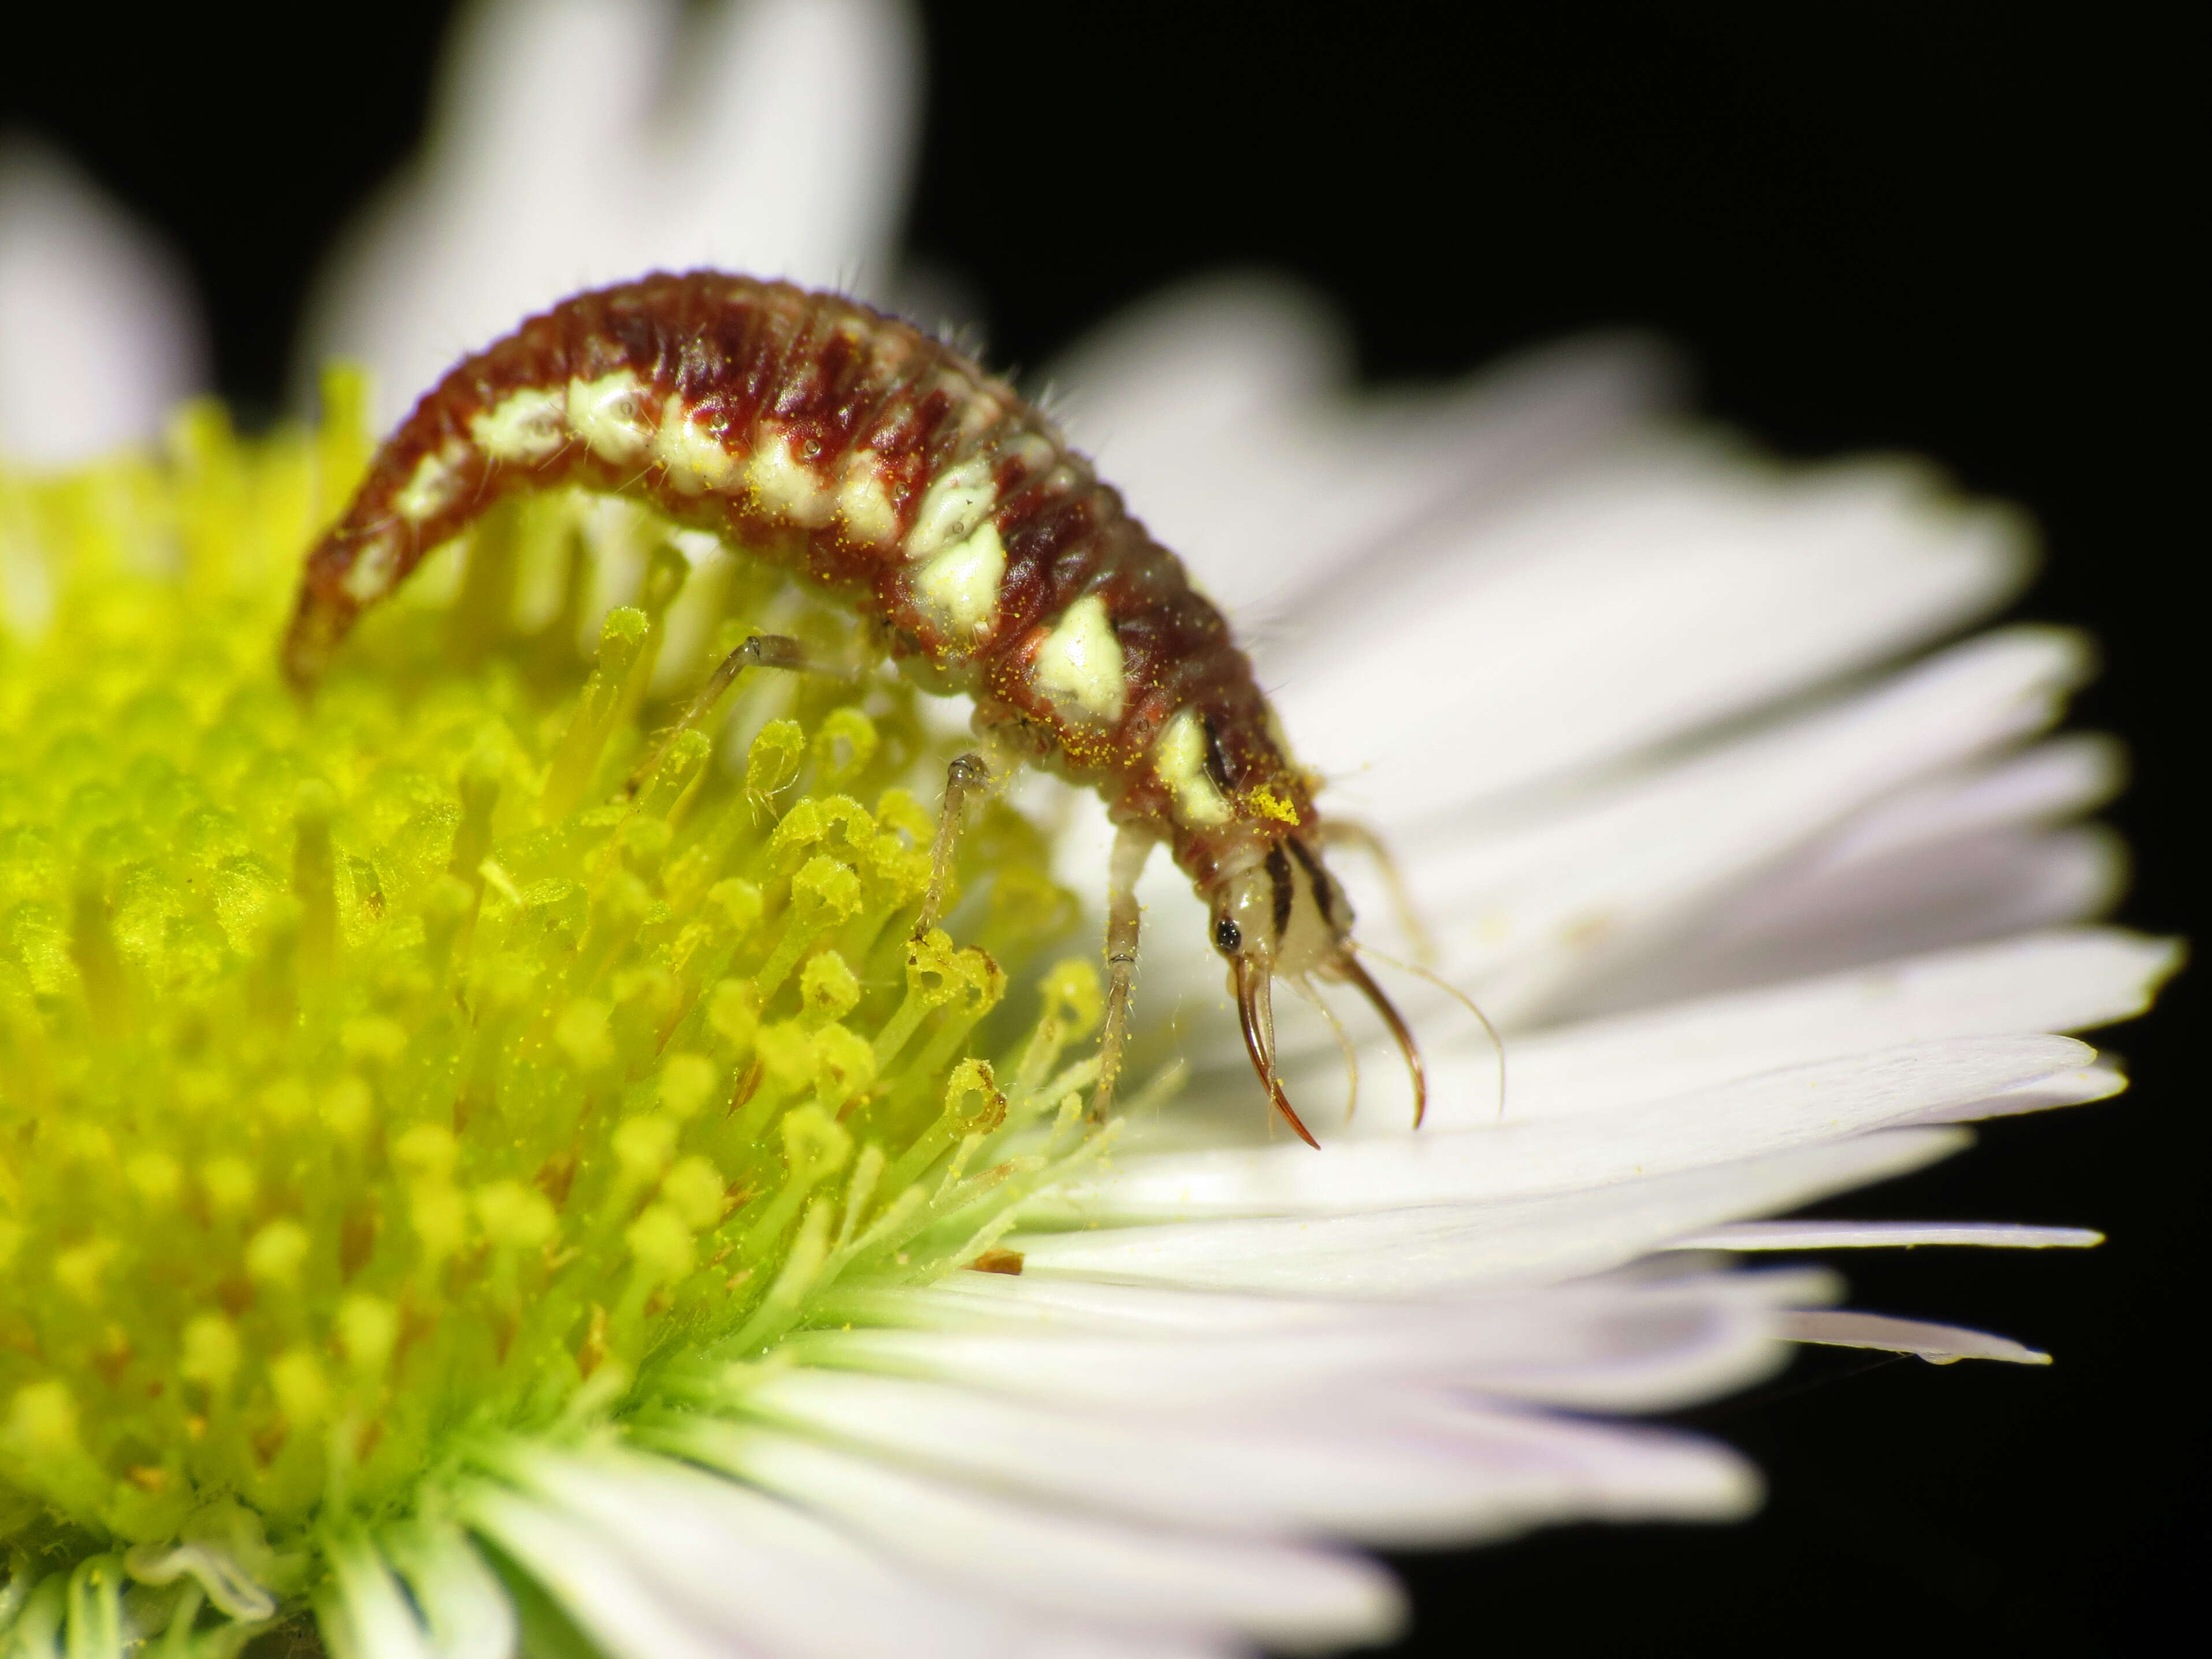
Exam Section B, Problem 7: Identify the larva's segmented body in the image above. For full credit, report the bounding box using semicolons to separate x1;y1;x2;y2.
287;271;1423;1142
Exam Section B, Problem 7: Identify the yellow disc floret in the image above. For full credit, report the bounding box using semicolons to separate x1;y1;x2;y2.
0;376;1109;1646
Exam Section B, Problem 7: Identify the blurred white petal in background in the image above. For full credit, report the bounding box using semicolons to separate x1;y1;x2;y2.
300;0;921;426
0;138;207;465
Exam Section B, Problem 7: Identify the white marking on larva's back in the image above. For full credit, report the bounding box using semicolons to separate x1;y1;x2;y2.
836;451;899;545
1001;430;1057;482
1031;594;1127;724
912;524;1005;643
1155;707;1233;826
743;425;832;526
955;386;1007;444
567;370;652;464
470;387;567;464
904;458;997;561
393;441;472;523
864;332;918;389
342;533;401;604
654;401;738;495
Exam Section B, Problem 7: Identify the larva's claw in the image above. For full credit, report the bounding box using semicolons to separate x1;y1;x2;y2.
1236;957;1319;1149
1269;1078;1320;1149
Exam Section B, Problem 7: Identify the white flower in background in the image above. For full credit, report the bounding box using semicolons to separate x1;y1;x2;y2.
0;2;2175;1656
0;139;206;465
300;0;919;429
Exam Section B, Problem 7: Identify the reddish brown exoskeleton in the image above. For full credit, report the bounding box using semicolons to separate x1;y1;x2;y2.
284;272;1428;1144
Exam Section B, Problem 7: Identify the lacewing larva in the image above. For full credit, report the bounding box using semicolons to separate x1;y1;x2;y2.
284;271;1428;1144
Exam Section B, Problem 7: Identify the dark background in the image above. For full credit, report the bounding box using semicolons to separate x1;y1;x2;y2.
4;3;2196;1654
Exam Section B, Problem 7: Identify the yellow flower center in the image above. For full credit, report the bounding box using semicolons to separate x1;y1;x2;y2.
0;375;1111;1636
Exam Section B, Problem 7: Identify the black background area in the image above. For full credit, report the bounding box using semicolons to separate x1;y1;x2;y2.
2;3;2198;1655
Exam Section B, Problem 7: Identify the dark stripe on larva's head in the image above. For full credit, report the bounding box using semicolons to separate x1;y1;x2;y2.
1286;837;1336;929
1200;712;1236;795
1264;845;1295;943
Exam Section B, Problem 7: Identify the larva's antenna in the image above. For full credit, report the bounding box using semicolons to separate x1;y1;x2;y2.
1236;957;1317;1148
1350;942;1506;1123
1336;949;1428;1129
1293;975;1361;1126
1320;819;1438;966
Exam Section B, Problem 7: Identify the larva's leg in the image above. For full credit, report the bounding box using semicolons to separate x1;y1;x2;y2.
914;752;993;938
626;634;830;795
1320;818;1436;965
1092;824;1156;1119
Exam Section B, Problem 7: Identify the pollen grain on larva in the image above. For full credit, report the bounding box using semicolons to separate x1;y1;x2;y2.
288;270;1429;1142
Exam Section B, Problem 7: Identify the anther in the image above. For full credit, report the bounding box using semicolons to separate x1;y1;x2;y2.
68;871;131;1042
291;781;339;981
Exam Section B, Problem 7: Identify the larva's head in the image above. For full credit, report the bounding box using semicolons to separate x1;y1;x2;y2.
1206;835;1425;1145
1208;838;1350;981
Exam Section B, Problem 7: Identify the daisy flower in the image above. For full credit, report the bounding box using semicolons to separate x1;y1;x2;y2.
0;3;2174;1656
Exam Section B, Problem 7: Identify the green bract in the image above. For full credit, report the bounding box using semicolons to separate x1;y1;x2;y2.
0;377;1111;1651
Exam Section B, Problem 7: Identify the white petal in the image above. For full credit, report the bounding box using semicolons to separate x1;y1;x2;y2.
1562;737;2128;1015
668;1419;1406;1649
1012;1132;1965;1295
301;0;919;424
1677;1220;2101;1250
1025;1636;1237;1659
1386;928;2176;1133
1780;1311;2053;1365
0;139;207;465
1401;629;2089;1022
1045;273;1673;619
1288;1391;1760;1542
1273;446;2031;822
1812;733;2122;868
460;1484;751;1659
1575;820;2126;1014
836;1257;1818;1340
1044;1037;2095;1222
785;1270;1812;1415
1907;1060;2124;1124
502;1442;1056;1659
383;1520;517;1659
734;1364;1757;1546
510;1444;1244;1659
666;0;919;292
322;1531;436;1659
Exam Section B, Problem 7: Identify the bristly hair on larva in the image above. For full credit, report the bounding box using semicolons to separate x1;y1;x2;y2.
284;269;1435;1144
